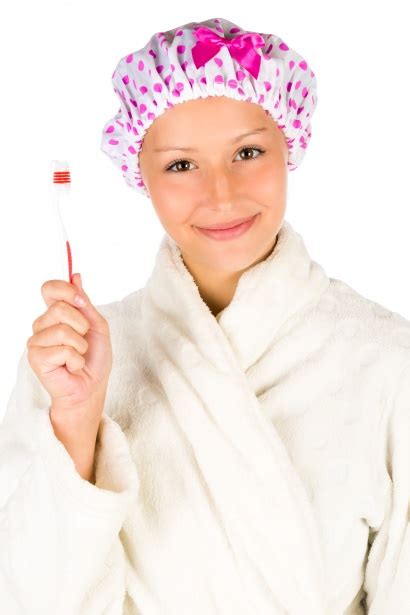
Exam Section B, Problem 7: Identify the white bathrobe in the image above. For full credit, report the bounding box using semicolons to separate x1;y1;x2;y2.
1;219;409;615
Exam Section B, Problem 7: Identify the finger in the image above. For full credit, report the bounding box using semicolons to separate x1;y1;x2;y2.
28;344;86;376
67;273;108;333
32;301;90;336
41;276;108;333
27;323;89;356
72;272;82;291
41;278;86;310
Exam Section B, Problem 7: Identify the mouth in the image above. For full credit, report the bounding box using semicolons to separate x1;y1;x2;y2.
196;214;257;230
193;213;260;242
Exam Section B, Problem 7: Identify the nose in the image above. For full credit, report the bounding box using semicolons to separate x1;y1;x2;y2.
204;167;236;212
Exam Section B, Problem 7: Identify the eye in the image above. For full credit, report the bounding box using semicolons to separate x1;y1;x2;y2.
235;146;265;162
166;159;195;173
165;146;266;173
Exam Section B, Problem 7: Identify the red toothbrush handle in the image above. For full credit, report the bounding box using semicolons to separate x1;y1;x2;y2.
66;239;73;284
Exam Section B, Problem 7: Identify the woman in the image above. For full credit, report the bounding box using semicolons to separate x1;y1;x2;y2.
1;16;409;615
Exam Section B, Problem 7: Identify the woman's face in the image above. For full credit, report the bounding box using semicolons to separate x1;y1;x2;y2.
138;95;288;275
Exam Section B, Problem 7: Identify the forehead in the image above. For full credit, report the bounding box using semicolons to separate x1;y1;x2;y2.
142;96;280;147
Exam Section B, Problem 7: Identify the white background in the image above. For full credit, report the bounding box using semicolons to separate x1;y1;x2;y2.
0;1;409;416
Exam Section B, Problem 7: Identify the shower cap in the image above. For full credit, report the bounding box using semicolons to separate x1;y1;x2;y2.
100;16;318;197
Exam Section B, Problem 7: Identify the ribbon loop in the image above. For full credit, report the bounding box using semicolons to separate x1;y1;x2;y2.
191;26;265;79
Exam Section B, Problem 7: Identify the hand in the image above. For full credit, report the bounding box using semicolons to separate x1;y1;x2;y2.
27;273;112;433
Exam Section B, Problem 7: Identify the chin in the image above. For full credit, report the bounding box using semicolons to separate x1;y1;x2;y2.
198;242;265;272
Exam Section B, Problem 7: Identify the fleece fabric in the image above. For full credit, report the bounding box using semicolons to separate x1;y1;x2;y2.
1;219;409;615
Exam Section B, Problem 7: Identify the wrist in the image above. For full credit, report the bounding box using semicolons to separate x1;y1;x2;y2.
50;391;107;433
50;417;99;483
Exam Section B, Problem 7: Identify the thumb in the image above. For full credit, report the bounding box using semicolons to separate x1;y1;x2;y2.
72;272;83;291
71;273;107;332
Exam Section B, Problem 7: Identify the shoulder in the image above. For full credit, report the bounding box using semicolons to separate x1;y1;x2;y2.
95;286;144;323
316;276;410;384
96;288;145;355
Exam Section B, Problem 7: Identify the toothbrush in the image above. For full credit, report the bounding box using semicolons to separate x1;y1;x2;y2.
51;160;74;284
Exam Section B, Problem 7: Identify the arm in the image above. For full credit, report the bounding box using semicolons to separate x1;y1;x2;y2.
0;347;139;615
49;398;102;484
363;358;410;615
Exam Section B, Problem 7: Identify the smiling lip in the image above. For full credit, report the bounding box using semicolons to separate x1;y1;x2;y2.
196;214;257;230
195;213;259;241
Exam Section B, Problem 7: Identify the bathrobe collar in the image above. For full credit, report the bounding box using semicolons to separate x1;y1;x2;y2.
145;219;330;372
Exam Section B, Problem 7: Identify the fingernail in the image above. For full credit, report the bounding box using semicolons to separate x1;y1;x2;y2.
74;294;87;306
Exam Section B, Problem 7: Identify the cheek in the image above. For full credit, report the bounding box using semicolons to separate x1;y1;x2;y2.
252;164;287;222
258;161;286;189
238;157;286;193
151;192;195;229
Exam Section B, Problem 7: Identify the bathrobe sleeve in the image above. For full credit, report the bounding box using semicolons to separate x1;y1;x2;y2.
0;347;140;615
363;358;410;615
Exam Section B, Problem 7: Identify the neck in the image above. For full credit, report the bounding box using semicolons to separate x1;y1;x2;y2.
181;235;278;318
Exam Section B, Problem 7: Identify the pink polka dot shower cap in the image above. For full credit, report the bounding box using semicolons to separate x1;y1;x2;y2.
100;16;318;197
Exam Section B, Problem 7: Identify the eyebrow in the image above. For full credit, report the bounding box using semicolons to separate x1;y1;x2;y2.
153;127;269;153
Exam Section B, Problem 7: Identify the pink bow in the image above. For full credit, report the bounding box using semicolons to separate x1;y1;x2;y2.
191;26;265;79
